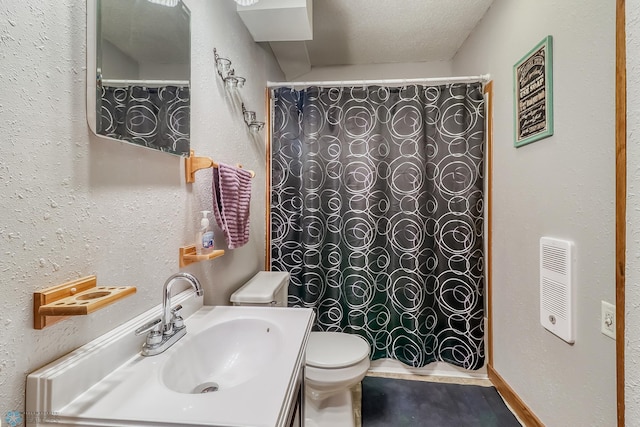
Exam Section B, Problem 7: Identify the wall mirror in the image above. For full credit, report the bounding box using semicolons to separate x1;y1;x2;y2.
87;0;191;156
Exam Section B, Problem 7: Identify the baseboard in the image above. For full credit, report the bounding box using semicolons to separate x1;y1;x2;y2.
488;364;544;427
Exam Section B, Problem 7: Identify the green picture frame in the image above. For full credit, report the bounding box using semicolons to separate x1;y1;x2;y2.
513;35;554;148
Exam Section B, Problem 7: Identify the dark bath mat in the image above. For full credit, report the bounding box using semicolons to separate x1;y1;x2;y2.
362;376;522;427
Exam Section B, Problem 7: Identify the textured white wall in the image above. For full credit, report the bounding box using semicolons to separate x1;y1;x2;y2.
0;0;282;416
294;61;452;82
626;1;640;423
453;1;616;426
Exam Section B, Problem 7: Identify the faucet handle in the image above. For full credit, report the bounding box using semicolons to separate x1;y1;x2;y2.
171;305;184;329
134;318;162;336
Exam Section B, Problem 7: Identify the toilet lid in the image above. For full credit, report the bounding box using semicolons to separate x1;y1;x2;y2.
306;332;370;368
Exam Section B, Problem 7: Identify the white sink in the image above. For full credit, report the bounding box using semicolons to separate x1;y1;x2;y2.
162;318;283;394
27;297;314;427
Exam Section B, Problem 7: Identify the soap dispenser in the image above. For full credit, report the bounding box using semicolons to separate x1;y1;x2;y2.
196;211;214;255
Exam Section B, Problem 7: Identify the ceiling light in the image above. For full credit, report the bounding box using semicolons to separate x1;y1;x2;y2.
235;0;260;6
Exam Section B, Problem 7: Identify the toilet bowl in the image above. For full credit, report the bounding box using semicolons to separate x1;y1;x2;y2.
231;272;371;427
304;331;370;427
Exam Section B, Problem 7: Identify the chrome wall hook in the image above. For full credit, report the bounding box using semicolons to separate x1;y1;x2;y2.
214;48;246;87
242;103;264;133
215;48;263;133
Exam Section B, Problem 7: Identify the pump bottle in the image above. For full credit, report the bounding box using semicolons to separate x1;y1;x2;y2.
196;211;214;255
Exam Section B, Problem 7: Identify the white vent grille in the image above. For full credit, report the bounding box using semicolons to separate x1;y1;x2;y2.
540;237;574;343
541;277;567;319
541;246;567;275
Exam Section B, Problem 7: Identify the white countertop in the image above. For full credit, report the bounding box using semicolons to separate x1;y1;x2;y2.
27;300;314;427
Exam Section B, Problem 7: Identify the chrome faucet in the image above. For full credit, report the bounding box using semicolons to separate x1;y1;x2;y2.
135;273;203;356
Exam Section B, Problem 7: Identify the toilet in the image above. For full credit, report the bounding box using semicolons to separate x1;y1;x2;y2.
231;271;370;427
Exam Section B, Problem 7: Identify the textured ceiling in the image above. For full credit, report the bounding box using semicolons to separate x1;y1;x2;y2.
307;0;495;66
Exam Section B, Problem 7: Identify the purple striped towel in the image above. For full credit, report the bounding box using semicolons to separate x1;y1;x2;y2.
212;163;253;249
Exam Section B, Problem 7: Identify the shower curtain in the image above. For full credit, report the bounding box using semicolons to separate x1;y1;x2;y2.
99;85;190;156
271;83;485;370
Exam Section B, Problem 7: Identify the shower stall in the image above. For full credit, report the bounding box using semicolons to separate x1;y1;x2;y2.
268;76;490;375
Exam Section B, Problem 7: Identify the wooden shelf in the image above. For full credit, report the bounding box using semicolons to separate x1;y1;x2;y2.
179;245;225;268
34;276;136;329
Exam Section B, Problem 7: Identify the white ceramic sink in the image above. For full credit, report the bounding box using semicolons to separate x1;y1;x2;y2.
27;298;314;427
162;318;283;394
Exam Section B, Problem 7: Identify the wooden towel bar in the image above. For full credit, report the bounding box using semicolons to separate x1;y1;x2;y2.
184;150;256;184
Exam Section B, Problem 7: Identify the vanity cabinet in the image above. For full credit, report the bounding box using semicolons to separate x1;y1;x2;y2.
285;366;305;427
26;296;314;427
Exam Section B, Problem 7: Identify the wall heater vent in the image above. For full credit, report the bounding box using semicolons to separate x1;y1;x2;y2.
540;237;574;343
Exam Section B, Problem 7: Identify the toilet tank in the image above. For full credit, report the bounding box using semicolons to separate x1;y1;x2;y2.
230;271;290;307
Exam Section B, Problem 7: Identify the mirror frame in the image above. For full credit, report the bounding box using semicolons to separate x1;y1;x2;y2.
86;0;191;157
86;0;100;140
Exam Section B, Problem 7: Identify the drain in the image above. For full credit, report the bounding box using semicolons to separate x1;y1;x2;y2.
193;382;219;394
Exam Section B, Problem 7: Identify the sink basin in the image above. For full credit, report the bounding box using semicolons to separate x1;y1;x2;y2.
162;318;283;394
28;303;315;427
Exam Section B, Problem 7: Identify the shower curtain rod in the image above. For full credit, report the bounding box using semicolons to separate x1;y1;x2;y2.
267;74;491;89
101;79;190;86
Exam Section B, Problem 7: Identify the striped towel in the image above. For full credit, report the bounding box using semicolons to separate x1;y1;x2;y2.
212;163;253;249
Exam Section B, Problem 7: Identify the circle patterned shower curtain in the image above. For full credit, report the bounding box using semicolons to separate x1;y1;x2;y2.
99;85;190;155
270;83;485;370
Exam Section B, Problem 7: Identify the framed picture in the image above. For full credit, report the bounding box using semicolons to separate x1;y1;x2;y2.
513;35;554;148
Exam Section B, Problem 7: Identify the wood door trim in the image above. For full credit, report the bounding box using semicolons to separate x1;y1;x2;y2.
484;81;494;368
616;0;626;425
265;88;272;271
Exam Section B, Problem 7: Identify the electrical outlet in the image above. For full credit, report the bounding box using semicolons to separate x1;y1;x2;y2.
601;301;616;340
